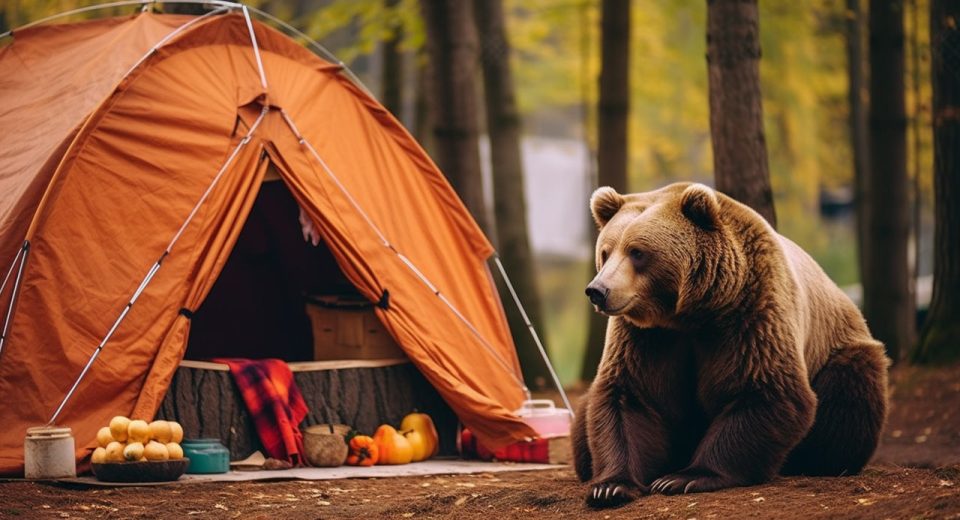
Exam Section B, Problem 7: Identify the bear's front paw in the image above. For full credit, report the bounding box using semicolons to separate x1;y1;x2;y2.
651;470;728;495
585;481;637;508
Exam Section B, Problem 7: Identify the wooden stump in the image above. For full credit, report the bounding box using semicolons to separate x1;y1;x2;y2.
156;362;458;459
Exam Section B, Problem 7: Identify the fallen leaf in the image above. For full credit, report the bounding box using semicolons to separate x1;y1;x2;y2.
454;496;469;506
939;480;955;487
688;502;698;508
857;498;875;506
401;513;414;518
214;504;228;511
752;497;765;503
456;483;476;488
891;430;903;438
915;435;928;443
317;501;331;506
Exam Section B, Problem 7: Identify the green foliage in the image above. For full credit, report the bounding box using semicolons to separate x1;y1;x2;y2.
298;0;423;64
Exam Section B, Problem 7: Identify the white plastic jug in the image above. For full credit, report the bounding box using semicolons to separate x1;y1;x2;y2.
515;399;572;439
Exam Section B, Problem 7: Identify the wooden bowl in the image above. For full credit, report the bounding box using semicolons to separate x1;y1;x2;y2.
91;458;190;483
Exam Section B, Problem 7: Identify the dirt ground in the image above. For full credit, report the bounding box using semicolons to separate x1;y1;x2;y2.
2;364;958;519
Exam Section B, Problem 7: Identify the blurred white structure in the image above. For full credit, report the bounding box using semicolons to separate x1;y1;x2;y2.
480;136;593;260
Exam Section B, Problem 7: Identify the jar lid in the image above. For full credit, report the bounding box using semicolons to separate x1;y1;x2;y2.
181;438;226;446
25;426;72;439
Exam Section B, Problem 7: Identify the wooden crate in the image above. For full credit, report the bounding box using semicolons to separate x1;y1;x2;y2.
305;300;406;361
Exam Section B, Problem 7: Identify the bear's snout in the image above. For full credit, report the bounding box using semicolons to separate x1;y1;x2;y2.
585;282;609;310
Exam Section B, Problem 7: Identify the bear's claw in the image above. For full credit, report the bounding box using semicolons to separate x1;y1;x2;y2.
585;482;635;508
651;472;729;495
651;476;696;494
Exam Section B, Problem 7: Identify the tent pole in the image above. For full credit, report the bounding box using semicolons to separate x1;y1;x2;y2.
120;5;231;80
241;5;269;91
0;0;243;40
0;241;30;359
0;1;378;104
244;6;377;99
48;108;268;426
492;256;574;416
279;109;532;402
0;241;26;303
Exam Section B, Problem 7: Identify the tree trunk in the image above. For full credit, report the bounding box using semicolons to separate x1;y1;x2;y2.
413;53;434;155
474;0;551;389
865;0;913;363
419;0;490;234
914;0;960;364
581;0;630;382
381;0;404;120
847;0;873;299
163;3;208;15
706;0;776;227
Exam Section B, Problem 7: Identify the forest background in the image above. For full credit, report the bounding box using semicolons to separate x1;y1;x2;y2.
0;0;939;388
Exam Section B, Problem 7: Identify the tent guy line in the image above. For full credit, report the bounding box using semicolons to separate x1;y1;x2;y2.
493;256;574;416
46;107;270;426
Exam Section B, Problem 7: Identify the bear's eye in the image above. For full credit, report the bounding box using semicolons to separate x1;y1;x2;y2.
628;248;648;270
600;249;609;264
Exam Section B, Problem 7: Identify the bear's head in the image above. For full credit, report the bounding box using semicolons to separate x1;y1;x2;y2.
585;182;743;329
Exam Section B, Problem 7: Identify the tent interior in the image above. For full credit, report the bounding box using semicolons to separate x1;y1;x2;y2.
185;172;360;363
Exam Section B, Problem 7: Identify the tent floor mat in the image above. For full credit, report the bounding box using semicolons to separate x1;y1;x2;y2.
50;460;564;487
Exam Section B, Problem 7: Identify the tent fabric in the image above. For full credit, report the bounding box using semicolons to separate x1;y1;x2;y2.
0;11;536;476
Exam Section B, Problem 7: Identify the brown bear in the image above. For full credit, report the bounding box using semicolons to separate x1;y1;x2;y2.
572;182;888;508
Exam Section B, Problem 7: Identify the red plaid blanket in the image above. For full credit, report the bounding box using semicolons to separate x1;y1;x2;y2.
214;358;308;466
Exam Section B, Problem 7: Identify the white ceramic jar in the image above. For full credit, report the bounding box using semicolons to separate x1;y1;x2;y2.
24;426;76;479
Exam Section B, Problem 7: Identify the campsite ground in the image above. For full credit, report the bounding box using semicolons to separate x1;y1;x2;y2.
1;363;958;519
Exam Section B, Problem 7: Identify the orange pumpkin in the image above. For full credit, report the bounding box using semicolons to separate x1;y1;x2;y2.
345;435;379;466
373;424;413;465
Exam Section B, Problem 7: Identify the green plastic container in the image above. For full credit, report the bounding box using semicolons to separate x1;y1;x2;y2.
181;438;230;474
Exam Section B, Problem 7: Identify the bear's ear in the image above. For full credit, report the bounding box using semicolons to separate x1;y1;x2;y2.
680;183;720;230
590;187;625;228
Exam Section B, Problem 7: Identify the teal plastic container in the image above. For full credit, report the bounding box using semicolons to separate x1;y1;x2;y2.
181;438;230;474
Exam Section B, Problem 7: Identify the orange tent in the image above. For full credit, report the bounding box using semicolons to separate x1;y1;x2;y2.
0;8;539;475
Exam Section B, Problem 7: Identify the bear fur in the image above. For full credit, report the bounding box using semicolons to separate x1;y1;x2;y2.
572;183;888;508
